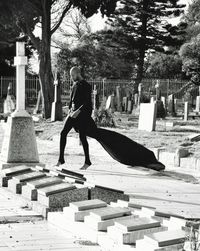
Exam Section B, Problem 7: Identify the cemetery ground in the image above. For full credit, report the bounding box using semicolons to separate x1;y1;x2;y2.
1;113;200;250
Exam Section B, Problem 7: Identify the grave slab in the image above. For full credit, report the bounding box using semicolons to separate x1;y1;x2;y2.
22;176;63;201
8;171;46;194
63;204;108;222
115;217;161;232
37;185;89;208
107;224;167;245
84;207;132;231
142;230;185;248
0;165;32;187
69;199;107;211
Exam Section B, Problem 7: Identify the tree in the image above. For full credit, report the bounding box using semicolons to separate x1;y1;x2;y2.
146;53;183;79
107;0;186;88
57;33;134;80
0;0;118;118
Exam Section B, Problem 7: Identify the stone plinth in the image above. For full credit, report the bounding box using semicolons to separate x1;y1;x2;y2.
136;230;185;250
0;165;32;187
37;184;89;208
8;171;46;194
90;185;129;204
22;176;63;201
0;115;39;167
84;207;132;231
63;199;108;222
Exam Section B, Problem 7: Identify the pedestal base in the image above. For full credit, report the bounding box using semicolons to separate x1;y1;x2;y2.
51;101;63;121
0;115;39;168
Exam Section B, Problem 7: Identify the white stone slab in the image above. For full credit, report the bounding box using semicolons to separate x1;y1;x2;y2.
89;207;132;221
69;199;107;211
114;217;161;232
138;103;157;132
143;230;185;247
37;182;76;196
27;176;63;189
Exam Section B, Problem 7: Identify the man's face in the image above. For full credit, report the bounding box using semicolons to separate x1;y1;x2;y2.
70;70;79;82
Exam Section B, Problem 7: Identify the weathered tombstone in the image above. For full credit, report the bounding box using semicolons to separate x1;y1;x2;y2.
33;90;42;115
138;102;157;132
150;97;155;103
122;97;128;112
3;83;16;115
168;94;176;116
184;101;189;121
138;83;143;107
51;69;63;121
161;96;166;108
93;85;97;111
116;86;122;112
0;42;40;169
127;100;132;113
195;96;200;113
155;80;161;101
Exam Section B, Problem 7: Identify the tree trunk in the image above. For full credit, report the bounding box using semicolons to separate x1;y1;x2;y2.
38;0;53;119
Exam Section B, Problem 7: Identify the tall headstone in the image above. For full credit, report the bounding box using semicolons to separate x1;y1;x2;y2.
0;42;40;169
195;96;200;113
51;69;63;121
155;80;161;101
168;94;176;116
116;86;122;112
138;102;157;132
184;102;189;121
138;83;143;107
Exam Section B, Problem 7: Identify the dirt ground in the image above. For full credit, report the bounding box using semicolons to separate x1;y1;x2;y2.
33;113;200;158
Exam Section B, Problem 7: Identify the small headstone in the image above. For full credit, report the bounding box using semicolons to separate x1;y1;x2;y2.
127;100;132;113
165;121;174;129
150;97;155;103
138;103;157;132
105;95;112;110
122;97;128;111
161;96;166;108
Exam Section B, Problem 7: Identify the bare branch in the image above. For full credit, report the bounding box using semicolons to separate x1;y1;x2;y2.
51;2;72;35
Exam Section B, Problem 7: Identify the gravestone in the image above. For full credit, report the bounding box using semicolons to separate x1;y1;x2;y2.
195;96;200;113
0;42;40;169
127;100;132;113
184;101;189;121
138;103;157;132
51;69;63;121
161;96;166;108
168;94;176;116
122;97;128;112
155;80;161;101
116;86;122;112
3;83;16;115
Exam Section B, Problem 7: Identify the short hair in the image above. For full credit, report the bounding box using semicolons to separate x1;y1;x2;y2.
70;66;81;76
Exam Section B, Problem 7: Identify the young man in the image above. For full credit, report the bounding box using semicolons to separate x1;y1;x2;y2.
56;66;93;170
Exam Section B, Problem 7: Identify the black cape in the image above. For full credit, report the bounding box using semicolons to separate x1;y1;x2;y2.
79;117;165;171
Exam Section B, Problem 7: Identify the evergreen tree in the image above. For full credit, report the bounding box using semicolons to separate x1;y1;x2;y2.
108;0;186;88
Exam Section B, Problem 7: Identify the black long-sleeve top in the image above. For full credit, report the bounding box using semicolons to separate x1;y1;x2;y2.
69;79;93;117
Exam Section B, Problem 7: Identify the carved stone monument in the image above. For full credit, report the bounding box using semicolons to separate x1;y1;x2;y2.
0;42;40;169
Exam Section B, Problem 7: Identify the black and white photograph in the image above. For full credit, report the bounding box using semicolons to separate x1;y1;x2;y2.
0;0;199;250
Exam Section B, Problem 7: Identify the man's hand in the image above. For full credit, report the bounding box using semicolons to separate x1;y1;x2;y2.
70;109;81;118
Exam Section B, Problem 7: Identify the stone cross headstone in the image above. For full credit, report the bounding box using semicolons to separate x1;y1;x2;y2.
184;101;189;121
0;42;40;169
138;102;157;132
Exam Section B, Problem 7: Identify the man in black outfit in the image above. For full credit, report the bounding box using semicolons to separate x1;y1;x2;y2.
56;67;93;170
